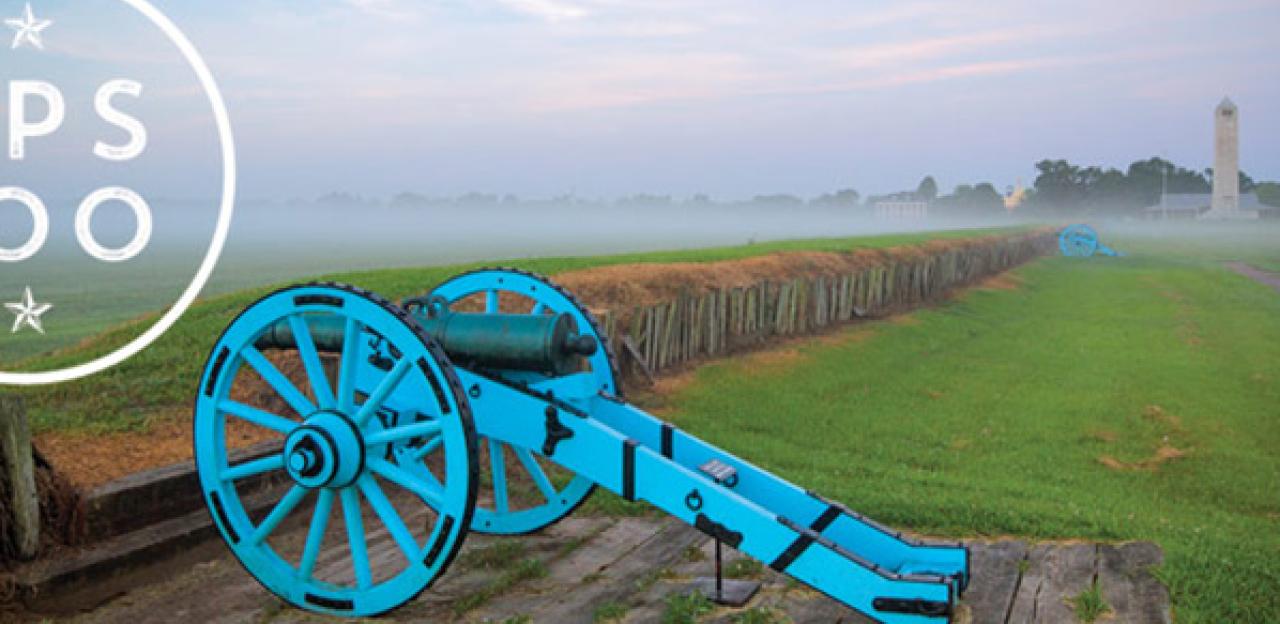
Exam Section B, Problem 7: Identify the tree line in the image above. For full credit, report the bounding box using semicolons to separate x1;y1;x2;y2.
1021;157;1265;215
313;156;1276;216
895;157;1276;217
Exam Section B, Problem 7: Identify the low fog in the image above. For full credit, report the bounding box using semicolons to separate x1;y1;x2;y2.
3;186;1273;365
213;197;1018;291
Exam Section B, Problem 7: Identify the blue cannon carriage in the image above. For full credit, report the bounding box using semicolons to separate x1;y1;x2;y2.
194;269;969;622
1059;224;1121;257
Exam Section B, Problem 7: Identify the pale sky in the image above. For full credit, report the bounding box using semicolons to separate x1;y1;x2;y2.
7;0;1280;199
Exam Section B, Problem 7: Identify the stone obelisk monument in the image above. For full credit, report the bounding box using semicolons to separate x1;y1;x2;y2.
1209;97;1239;217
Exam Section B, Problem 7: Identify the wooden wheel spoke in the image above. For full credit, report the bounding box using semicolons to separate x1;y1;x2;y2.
242;346;316;417
337;317;363;413
415;459;447;494
251;485;307;545
355;357;413;427
485;289;499;314
366;420;442;447
488;439;509;514
515;447;557;502
340;488;373;589
222;455;284;482
367;457;443;510
406;434;443;462
358;475;420;561
289;314;336;410
219;399;297;434
298;488;333;581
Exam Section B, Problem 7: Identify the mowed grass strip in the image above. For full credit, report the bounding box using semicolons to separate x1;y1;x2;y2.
660;245;1280;623
14;227;1018;433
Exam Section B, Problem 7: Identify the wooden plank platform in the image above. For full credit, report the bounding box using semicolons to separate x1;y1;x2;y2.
51;514;1170;624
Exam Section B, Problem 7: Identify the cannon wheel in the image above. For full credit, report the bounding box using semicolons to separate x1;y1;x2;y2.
417;267;622;535
1059;224;1100;257
194;283;478;616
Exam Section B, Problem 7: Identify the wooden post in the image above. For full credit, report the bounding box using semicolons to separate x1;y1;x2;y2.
774;282;788;335
1;395;39;559
655;303;665;370
789;280;800;334
758;282;768;336
662;301;678;369
861;270;871;314
876;266;887;311
644;306;657;371
621;335;655;384
597;310;614;345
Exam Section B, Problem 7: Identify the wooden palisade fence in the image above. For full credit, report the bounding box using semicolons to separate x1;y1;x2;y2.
596;230;1056;380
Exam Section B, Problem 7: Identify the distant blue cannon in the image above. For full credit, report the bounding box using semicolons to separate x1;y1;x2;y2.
1059;224;1122;257
194;269;969;621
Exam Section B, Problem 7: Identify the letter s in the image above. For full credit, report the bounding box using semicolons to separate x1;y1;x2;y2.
93;79;147;161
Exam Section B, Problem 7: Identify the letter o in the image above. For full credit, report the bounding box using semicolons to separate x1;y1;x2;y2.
0;187;50;262
76;187;153;262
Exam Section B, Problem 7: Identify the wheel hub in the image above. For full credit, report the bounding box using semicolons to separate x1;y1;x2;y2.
283;411;365;489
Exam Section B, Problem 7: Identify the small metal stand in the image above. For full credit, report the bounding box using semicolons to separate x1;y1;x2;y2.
689;537;761;607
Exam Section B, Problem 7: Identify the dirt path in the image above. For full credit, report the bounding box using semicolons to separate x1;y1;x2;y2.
1226;261;1280;293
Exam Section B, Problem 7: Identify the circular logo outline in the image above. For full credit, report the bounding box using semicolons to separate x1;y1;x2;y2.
0;0;236;385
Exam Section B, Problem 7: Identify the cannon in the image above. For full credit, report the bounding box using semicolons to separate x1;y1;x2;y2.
194;269;969;622
1059;224;1121;257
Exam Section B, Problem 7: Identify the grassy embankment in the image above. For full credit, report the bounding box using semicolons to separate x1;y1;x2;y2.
659;226;1280;622
14;227;1015;433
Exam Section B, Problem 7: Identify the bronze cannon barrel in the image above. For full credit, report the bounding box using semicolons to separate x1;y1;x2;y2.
255;310;597;376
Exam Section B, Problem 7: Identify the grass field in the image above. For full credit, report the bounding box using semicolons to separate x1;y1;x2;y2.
658;229;1280;623
13;226;1014;432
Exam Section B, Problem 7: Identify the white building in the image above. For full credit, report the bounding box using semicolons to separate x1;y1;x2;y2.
1145;192;1270;220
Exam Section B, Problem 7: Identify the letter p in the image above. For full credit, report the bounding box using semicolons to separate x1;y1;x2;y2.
9;81;65;160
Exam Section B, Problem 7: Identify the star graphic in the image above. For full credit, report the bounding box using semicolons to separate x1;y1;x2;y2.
6;286;52;334
5;3;52;50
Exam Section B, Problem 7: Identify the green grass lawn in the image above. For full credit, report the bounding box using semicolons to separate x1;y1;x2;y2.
661;233;1280;623
13;226;1015;432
